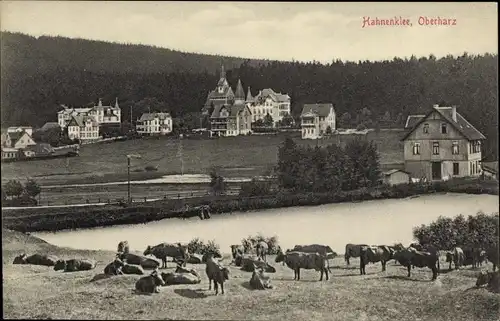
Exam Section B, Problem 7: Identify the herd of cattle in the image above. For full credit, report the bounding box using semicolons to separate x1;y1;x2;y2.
12;240;500;295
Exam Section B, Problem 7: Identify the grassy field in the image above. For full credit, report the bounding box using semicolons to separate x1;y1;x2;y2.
3;229;499;320
1;131;404;186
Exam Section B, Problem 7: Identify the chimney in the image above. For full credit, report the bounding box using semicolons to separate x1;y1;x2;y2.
452;105;457;122
433;104;439;108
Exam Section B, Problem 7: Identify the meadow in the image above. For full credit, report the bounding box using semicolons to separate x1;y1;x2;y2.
3;229;499;321
0;130;404;186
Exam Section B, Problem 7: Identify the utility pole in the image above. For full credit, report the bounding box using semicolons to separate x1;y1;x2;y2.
130;105;133;131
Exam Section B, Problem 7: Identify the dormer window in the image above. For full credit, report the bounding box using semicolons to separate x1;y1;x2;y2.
441;123;447;134
423;123;429;134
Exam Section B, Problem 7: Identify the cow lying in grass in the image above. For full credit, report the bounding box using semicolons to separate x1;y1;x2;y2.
175;263;201;278
135;269;165;294
104;257;125;275
359;245;392;275
205;253;230;295
54;259;97;272
275;250;329;281
161;271;201;285
13;253;59;266
476;270;500;293
249;264;274;290
238;254;276;273
393;248;439;280
118;253;160;270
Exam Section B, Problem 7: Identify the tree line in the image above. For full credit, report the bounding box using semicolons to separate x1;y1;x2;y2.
1;32;497;159
274;137;380;193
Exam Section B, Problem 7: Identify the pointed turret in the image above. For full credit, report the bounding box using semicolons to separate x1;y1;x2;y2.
220;64;226;79
235;79;245;102
98;98;103;107
246;86;253;102
115;97;119;108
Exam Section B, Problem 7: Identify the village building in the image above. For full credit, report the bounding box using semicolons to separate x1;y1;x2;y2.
67;115;100;143
58;98;121;128
39;122;61;132
136;112;173;136
401;104;486;181
204;65;253;137
300;103;336;139
3;129;37;149
7;126;33;137
382;169;411;186
248;88;291;126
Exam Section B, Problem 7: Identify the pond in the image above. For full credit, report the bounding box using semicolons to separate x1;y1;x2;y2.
33;193;499;254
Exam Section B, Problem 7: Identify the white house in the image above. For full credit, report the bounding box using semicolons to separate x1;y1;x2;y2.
67;115;100;142
3;130;37;149
7;126;33;137
58;98;121;128
247;88;291;126
136;112;173;136
300;103;336;139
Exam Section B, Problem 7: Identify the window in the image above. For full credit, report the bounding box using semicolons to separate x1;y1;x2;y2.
441;123;447;134
453;163;459;176
432;142;439;155
412;143;420;155
423;123;429;134
452;141;459;155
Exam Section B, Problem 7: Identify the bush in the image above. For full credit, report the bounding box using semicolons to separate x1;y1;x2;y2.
241;234;280;255
144;165;158;172
239;178;272;197
413;211;499;250
187;238;221;256
356;123;367;131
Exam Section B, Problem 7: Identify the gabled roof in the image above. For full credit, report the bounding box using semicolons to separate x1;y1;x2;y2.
7;131;24;143
405;115;426;129
383;169;410;176
68;115;97;127
401;106;486;141
229;103;246;117
301;103;334;117
40;122;60;131
210;104;231;118
139;112;171;122
246;87;254;102
255;88;291;103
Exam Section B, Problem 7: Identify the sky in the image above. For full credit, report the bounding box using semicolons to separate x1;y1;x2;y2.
0;1;497;63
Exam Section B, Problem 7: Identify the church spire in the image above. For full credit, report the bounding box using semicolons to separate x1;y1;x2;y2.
115;97;119;108
246;86;253;102
220;64;226;79
235;79;245;100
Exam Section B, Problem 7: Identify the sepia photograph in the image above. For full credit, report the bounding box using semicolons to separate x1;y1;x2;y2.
1;1;499;320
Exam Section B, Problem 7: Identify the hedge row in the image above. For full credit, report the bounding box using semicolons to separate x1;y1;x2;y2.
3;178;497;233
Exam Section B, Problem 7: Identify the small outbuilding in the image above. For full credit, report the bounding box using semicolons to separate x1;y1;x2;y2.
382;169;411;186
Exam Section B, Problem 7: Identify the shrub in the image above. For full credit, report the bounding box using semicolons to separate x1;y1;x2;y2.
356;123;367;131
241;234;280;255
187;238;221;256
239;178;272;197
144;165;158;172
412;211;499;250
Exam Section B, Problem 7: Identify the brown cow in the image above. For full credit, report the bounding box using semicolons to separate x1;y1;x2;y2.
13;253;59;266
344;244;368;265
485;245;499;272
143;243;189;269
359;245;392;275
275;249;329;281
205;253;230;295
54;259;97;272
393;248;439;280
135;269;165;294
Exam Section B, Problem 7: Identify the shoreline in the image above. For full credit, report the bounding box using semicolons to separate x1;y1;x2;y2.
2;178;498;234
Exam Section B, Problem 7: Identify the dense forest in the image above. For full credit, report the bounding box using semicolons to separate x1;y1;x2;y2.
1;31;498;159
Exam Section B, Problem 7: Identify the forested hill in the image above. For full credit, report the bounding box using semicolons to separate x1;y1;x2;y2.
0;32;271;75
1;32;498;159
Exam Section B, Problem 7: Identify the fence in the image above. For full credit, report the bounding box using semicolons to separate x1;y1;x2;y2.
32;187;241;208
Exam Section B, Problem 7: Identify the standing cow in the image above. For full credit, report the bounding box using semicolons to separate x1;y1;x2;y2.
292;244;336;272
344;243;368;265
275;249;329;281
393;248;439;281
255;241;269;262
359;245;392;275
144;243;189;269
445;247;465;271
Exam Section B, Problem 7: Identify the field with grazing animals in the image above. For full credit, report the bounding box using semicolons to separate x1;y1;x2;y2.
3;229;498;321
1;131;404;186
